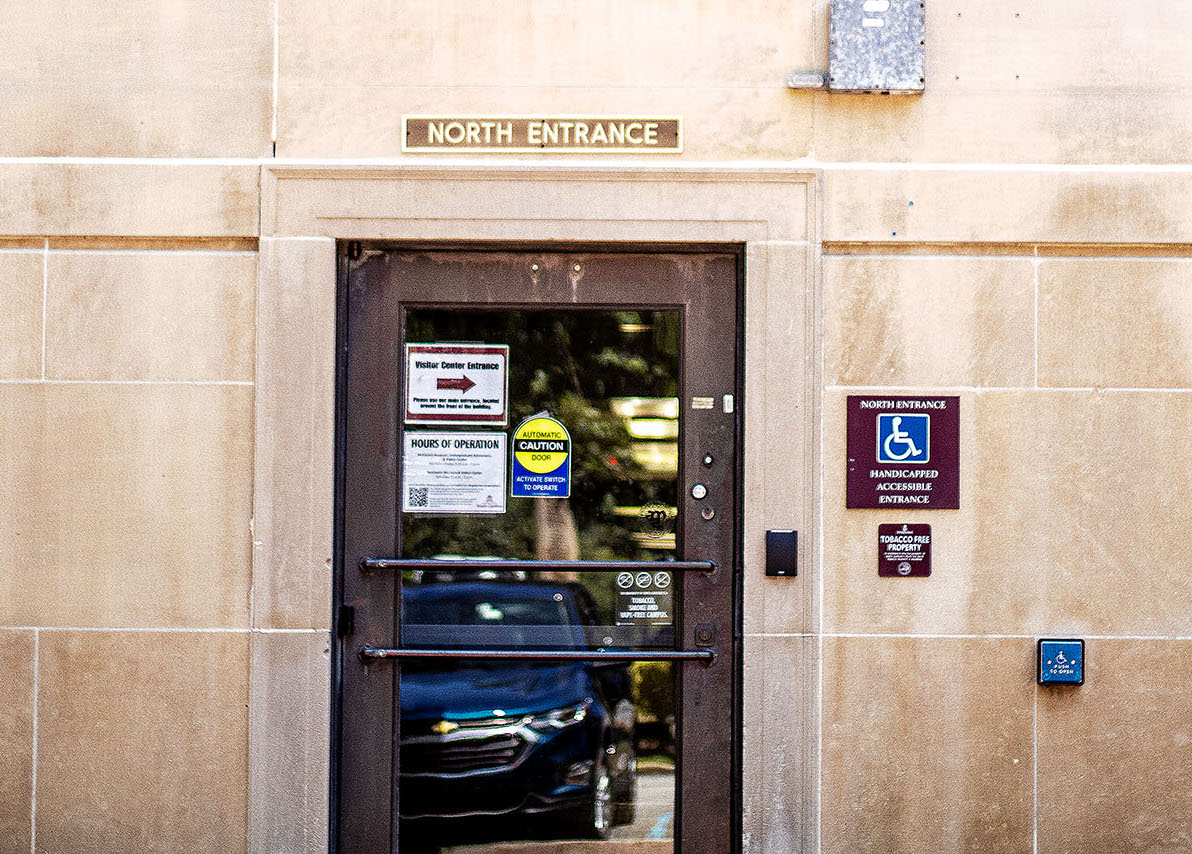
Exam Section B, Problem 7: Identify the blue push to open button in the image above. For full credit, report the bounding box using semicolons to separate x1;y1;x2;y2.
1038;639;1084;686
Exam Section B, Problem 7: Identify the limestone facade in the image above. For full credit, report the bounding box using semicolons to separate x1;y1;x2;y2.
1;2;1190;853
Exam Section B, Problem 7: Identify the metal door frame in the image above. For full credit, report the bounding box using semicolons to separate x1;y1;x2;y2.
331;242;746;854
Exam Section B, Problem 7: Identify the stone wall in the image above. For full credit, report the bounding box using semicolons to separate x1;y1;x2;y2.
816;169;1192;854
0;2;1189;853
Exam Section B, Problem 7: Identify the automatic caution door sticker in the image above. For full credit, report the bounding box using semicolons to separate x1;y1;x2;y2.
511;413;571;498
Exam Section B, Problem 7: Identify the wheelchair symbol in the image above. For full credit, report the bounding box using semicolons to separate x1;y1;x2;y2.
876;414;930;464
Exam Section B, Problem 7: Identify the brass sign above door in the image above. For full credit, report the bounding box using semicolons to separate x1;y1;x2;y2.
403;115;682;153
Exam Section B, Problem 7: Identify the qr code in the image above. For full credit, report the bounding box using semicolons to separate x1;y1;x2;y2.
408;487;429;508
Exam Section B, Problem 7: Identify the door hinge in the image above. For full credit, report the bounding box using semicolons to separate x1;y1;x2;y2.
347;240;362;261
337;604;356;638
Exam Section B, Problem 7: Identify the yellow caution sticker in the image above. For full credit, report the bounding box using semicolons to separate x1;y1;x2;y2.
511;414;571;498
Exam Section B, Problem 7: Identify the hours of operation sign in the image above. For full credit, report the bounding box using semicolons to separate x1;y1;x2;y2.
402;432;507;514
846;395;960;509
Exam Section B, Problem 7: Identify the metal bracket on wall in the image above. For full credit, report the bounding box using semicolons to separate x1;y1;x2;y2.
786;71;828;90
788;0;926;93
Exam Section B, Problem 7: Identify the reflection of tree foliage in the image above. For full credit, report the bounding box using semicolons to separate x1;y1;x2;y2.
630;661;676;747
401;309;679;623
630;661;673;720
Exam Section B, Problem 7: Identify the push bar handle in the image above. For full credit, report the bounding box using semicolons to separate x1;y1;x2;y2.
360;557;716;574
360;646;716;665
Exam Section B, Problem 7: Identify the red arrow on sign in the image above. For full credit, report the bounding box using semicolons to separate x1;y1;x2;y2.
437;375;476;393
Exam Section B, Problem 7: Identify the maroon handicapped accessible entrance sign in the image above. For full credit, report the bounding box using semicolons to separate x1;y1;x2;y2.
846;395;960;509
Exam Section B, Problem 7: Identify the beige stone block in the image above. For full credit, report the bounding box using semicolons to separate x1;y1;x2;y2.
919;1;1192;91
1039;259;1192;389
816;95;1192;169
0;252;43;380
282;0;813;90
0;630;34;852
813;0;1192;164
742;635;817;854
821;637;1034;854
35;631;248;854
823;170;1192;245
254;239;336;630
743;242;818;636
0;384;253;627
0;84;271;158
276;0;815;159
824;256;1035;387
265;166;809;243
46;251;256;382
249;631;331;854
277;84;813;161
0;164;259;237
0;1;270;156
823;390;1192;636
1038;639;1192;854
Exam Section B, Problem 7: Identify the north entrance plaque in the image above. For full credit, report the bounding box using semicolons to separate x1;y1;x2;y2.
846;395;960;509
403;116;682;153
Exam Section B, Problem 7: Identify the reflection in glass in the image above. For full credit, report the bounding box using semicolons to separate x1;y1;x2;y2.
398;310;678;853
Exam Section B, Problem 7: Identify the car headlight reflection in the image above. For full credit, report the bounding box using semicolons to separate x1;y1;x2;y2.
527;699;592;733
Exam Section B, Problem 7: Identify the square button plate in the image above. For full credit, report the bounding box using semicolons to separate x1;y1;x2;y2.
1038;639;1084;685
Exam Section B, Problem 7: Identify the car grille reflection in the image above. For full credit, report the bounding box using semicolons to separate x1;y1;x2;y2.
402;731;528;776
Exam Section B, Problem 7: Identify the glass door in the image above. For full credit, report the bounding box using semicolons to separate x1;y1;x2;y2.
336;250;739;854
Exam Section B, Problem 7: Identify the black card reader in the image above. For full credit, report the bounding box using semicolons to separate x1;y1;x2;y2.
765;530;797;577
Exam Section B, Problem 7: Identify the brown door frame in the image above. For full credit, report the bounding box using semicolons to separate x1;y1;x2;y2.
332;244;744;854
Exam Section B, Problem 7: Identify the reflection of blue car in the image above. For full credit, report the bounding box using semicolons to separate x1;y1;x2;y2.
399;582;636;842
